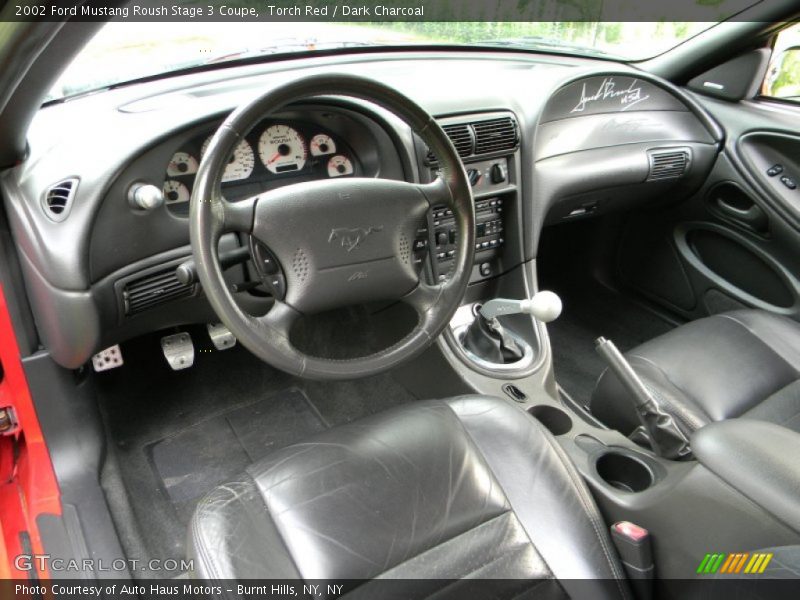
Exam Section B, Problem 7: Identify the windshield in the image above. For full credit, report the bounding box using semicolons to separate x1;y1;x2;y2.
47;19;730;101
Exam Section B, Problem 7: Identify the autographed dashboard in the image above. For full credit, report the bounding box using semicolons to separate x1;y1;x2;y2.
3;53;724;369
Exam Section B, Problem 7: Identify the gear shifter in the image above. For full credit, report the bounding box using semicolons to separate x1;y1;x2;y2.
462;291;562;364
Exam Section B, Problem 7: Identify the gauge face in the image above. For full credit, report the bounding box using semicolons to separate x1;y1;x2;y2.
201;137;255;182
327;155;354;178
166;151;199;177
163;180;191;204
309;133;336;157
259;125;307;174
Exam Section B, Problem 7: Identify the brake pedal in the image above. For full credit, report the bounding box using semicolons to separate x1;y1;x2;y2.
207;323;236;351
92;345;123;372
161;333;194;370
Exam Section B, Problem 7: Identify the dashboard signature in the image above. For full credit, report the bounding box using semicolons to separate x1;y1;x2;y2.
571;77;650;113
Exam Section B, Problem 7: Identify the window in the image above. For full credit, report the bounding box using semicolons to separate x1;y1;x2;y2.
763;22;800;101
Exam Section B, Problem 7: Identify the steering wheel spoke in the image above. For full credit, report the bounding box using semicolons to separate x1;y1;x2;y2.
415;177;452;209
218;194;256;234
254;300;301;340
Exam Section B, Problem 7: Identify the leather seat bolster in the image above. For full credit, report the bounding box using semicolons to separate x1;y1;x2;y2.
447;397;630;600
188;477;302;580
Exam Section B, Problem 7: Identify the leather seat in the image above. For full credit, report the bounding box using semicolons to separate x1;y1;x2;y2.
592;310;800;437
189;396;630;599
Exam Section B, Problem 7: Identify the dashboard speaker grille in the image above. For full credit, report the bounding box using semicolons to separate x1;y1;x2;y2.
42;178;78;222
123;267;194;316
473;117;518;155
648;149;689;181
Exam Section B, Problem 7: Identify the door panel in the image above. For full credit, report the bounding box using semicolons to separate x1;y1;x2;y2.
618;95;800;322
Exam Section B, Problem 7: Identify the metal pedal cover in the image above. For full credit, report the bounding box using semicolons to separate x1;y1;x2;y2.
92;345;123;372
207;323;236;351
161;333;194;370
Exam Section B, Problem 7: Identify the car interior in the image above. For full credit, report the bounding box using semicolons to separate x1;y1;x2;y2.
1;2;800;598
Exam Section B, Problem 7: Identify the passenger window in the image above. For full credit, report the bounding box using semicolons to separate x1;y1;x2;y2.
763;22;800;101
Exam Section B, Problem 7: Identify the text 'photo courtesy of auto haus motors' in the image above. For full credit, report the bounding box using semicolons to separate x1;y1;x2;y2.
3;2;800;599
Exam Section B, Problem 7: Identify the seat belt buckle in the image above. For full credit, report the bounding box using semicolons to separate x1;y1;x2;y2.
610;521;654;600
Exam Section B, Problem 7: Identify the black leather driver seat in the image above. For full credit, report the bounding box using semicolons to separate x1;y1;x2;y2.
189;396;630;599
592;309;800;437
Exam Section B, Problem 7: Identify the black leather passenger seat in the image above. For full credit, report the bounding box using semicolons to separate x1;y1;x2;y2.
592;310;800;436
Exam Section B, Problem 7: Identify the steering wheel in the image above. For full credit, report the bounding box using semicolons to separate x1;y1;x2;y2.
190;74;475;379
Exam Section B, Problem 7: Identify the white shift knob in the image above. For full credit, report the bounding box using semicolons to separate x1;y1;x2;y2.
520;290;562;323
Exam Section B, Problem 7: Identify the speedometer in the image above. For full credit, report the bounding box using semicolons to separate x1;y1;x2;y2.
201;137;255;182
259;125;307;174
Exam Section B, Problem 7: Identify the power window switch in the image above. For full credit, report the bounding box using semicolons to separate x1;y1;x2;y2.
781;175;797;190
767;164;784;177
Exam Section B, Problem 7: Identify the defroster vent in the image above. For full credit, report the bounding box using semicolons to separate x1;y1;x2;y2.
123;267;194;316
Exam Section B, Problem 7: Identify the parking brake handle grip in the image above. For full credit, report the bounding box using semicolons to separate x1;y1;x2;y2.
595;337;692;461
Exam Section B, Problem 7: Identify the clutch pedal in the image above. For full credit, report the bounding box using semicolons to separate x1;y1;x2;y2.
207;323;236;351
92;345;123;372
161;333;194;370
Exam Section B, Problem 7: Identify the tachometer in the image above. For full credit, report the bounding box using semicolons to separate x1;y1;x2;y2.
309;133;336;157
327;155;354;178
201;137;255;182
259;125;307;174
163;180;191;204
166;151;199;177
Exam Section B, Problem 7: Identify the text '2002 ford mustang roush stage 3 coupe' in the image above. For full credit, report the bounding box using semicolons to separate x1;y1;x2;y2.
1;1;800;599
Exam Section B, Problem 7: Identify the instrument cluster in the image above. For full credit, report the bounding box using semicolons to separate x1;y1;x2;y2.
162;120;359;212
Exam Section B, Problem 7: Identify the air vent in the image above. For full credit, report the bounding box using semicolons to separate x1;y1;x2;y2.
42;178;78;222
648;149;690;181
426;123;473;164
123;267;194;316
425;114;519;166
473;117;519;155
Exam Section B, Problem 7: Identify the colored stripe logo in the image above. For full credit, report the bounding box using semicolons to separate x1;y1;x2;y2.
697;552;773;574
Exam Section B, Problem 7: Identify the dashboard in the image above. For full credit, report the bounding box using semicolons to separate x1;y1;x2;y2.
0;51;723;369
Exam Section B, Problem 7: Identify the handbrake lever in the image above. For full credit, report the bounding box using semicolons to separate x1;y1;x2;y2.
595;337;692;460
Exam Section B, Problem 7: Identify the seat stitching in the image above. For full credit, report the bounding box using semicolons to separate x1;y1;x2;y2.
447;401;630;599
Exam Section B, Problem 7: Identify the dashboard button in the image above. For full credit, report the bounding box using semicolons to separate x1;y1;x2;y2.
781;175;797;190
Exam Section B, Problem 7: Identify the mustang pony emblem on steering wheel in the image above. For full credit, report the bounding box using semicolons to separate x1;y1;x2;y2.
328;226;384;252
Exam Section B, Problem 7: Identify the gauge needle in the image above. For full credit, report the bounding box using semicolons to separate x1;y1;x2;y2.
267;152;281;164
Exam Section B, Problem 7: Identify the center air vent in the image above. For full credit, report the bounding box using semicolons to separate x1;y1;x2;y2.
426;115;519;165
473;118;519;155
42;178;78;222
648;149;690;181
123;267;194;316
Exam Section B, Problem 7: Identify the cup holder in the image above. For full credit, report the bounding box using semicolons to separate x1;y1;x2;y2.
528;405;573;436
595;452;655;493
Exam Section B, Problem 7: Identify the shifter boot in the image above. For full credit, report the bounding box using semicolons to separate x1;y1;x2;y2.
463;315;524;364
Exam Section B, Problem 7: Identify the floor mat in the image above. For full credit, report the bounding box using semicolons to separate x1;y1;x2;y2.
148;389;324;525
97;327;418;574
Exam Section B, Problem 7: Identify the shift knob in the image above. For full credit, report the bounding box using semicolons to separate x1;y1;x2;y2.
521;290;562;323
479;290;562;323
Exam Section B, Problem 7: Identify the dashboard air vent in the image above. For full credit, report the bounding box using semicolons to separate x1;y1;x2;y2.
473;117;519;155
123;267;194;316
42;178;78;222
426;123;473;164
648;149;690;181
425;115;519;166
